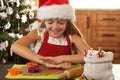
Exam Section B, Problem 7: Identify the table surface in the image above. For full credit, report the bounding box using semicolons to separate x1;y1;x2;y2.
0;64;120;80
112;64;120;80
0;64;13;80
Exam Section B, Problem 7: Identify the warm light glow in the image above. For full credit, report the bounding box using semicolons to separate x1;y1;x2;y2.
69;0;120;9
30;0;38;11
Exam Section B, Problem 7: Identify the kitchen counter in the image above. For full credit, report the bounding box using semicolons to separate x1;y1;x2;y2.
0;64;120;80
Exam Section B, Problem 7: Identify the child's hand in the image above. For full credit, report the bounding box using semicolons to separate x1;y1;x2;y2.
44;62;61;68
39;56;72;69
41;56;64;64
58;62;72;69
43;61;71;69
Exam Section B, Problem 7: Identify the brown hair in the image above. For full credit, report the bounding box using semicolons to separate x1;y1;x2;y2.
65;21;89;54
65;20;83;38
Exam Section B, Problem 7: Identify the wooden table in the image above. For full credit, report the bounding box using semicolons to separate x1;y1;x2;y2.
0;64;13;80
0;64;120;80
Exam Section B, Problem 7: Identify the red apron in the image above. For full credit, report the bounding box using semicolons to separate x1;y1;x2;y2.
38;32;71;57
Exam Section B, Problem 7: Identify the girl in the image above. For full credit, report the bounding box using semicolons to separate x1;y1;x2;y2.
11;0;90;68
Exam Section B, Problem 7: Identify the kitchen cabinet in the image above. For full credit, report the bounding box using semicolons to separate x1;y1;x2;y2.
75;9;120;63
75;10;91;45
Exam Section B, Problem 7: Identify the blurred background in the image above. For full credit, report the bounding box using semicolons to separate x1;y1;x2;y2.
0;0;120;64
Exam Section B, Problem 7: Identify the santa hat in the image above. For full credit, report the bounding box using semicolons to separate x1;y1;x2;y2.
37;0;75;20
30;0;75;30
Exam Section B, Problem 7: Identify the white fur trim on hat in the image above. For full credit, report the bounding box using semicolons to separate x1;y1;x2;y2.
37;4;75;21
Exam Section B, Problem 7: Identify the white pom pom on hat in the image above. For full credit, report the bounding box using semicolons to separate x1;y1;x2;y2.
29;19;41;31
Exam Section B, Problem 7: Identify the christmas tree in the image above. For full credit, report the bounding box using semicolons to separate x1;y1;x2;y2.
0;0;36;64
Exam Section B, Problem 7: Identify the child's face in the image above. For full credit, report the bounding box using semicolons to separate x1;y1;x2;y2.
44;18;67;38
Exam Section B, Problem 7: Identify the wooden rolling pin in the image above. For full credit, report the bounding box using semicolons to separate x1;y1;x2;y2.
58;66;84;79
